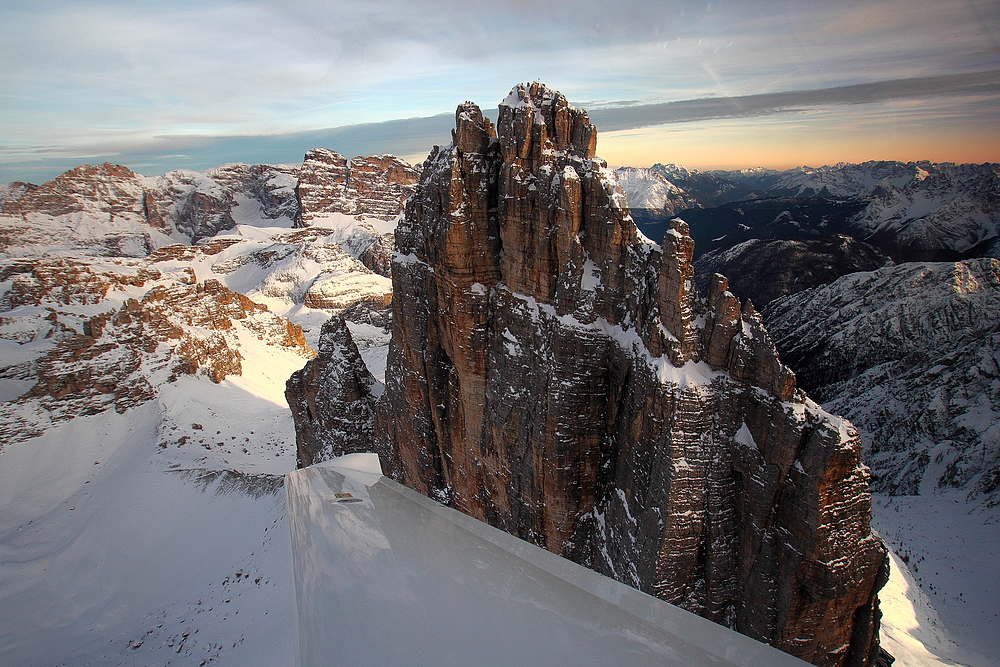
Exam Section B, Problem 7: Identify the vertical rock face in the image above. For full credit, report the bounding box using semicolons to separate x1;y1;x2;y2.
372;83;888;667
296;148;420;224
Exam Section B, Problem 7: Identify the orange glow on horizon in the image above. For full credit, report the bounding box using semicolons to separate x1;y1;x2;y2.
594;103;1000;170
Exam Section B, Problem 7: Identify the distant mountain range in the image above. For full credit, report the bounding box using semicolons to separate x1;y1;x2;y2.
618;160;1000;263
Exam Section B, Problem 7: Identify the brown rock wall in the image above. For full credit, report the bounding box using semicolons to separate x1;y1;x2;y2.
297;148;419;223
305;83;888;667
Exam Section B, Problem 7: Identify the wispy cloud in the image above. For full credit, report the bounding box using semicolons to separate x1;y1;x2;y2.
588;70;1000;131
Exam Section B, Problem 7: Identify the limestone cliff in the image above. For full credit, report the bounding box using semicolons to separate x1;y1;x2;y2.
296;148;419;224
296;83;890;667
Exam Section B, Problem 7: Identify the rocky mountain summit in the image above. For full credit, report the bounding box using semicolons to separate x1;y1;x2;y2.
285;315;378;468
289;83;890;667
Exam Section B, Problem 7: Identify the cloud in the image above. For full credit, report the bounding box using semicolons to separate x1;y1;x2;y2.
5;68;998;185
0;114;460;183
587;69;1000;131
1;0;997;182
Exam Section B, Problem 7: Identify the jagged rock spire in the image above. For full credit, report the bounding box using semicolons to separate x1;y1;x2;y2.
365;84;889;667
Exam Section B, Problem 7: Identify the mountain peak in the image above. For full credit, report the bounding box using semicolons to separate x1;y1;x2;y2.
497;82;596;160
290;84;890;667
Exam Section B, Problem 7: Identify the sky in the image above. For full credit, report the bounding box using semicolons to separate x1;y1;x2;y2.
1;0;999;183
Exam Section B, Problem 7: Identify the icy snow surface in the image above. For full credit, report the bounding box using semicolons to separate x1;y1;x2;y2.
0;379;296;665
287;459;807;667
873;493;1000;667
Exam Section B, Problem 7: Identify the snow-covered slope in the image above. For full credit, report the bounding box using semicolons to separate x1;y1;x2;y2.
765;259;1000;504
769;161;935;198
615;166;700;215
0;154;412;665
0;225;319;663
847;164;1000;257
143;163;301;242
617;163;779;209
0;363;297;665
0;163;179;257
693;235;891;307
873;492;1000;667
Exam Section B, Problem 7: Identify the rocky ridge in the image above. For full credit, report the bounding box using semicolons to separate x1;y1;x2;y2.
694;236;892;308
764;258;1000;507
290;83;890;667
619;163;778;209
1;149;417;447
846;164;1000;259
1;150;418;272
143;163;301;242
285;315;378;468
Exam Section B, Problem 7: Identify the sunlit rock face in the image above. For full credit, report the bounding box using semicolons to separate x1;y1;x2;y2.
296;149;420;224
369;83;889;667
1;163;147;221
